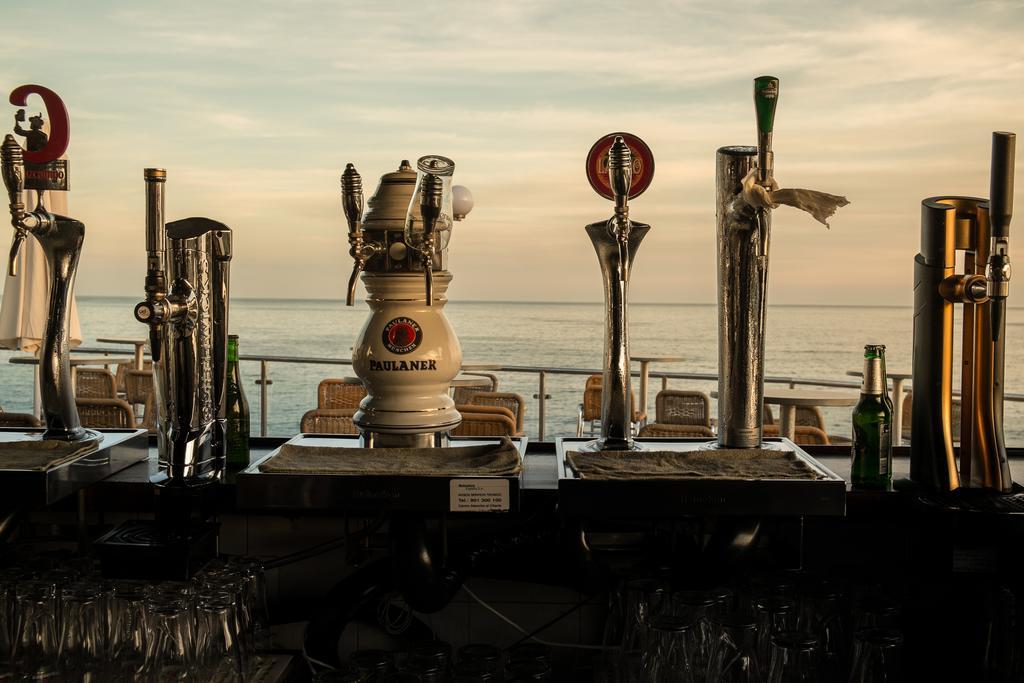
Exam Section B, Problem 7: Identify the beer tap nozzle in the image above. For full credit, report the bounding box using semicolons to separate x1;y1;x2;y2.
607;136;633;280
341;163;365;307
2;134;48;277
135;168;171;361
987;131;1015;342
419;170;443;307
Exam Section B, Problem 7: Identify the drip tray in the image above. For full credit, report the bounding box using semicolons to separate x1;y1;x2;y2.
236;435;527;513
0;428;148;506
557;437;846;517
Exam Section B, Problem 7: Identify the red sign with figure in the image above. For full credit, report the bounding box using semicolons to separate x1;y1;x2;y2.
9;84;70;191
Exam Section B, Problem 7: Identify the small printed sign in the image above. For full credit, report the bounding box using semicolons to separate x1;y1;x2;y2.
585;131;655;200
382;317;422;355
24;159;69;191
449;479;510;512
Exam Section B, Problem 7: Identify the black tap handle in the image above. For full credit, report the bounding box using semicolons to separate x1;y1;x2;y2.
990;131;1015;239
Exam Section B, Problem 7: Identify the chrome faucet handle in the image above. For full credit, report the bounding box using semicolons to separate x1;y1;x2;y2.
987;131;1015;341
341;163;365;306
2;135;29;276
419;168;443;307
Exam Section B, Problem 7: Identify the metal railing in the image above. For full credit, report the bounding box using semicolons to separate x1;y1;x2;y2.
67;346;1024;440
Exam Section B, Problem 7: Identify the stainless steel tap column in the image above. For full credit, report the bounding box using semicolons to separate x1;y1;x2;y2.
1;135;93;442
135;169;232;486
584;136;650;451
716;146;768;448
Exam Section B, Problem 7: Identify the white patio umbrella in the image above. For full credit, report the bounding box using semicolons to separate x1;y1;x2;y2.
0;188;83;414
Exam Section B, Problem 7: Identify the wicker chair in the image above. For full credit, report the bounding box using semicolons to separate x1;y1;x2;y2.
466;391;525;436
655;390;711;427
124;369;154;421
452;373;499;405
0;411;42;428
300;408;358;435
317;378;366;410
763;424;831;445
76;398;137;429
638;423;714;438
75;368;117;399
795;405;827;430
451;405;517;437
115;360;152;395
576;374;645;437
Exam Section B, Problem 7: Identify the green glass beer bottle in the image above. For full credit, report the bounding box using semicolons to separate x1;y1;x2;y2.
225;334;251;470
851;344;892;490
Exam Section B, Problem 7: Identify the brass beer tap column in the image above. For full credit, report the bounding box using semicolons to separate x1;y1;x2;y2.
911;132;1016;493
2;134;91;442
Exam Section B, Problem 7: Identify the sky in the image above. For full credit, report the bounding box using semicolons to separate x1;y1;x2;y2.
0;0;1021;305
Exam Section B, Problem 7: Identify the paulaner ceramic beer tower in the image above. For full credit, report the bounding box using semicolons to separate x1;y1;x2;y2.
341;157;473;448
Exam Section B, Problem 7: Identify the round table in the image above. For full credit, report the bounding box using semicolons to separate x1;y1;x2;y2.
846;369;911;445
710;387;859;442
632;355;686;421
96;337;148;369
764;387;859;442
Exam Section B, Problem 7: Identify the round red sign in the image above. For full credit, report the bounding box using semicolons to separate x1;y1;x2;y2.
585;132;655;200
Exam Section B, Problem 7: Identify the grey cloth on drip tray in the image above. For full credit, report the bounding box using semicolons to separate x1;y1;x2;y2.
0;438;99;471
259;437;522;477
566;448;826;481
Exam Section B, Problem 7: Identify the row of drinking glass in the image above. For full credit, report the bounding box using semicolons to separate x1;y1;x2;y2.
601;575;903;682
313;641;553;682
0;555;267;681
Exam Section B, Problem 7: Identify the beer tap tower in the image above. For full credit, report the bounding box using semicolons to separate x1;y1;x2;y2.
715;76;779;449
1;135;95;443
341;157;472;447
580;135;651;451
911;132;1016;493
134;169;233;487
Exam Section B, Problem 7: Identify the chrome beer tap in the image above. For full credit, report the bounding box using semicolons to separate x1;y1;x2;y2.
2;134;92;442
341;163;376;307
135;169;233;486
583;136;651;451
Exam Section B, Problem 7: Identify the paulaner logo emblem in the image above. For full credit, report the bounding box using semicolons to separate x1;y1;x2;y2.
382;317;422;354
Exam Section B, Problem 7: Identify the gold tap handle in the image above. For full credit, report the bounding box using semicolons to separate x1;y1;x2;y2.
607;136;634;280
419;172;443;306
1;135;28;277
340;163;364;306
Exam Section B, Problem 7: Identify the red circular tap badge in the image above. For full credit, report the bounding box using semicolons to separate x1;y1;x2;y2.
382;317;423;355
585;132;655;200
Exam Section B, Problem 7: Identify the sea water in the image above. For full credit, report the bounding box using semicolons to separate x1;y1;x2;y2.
1;297;1022;445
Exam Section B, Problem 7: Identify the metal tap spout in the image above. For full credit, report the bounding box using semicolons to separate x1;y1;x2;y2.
2;134;50;277
419;170;443;306
987;131;1014;342
341;163;365;306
